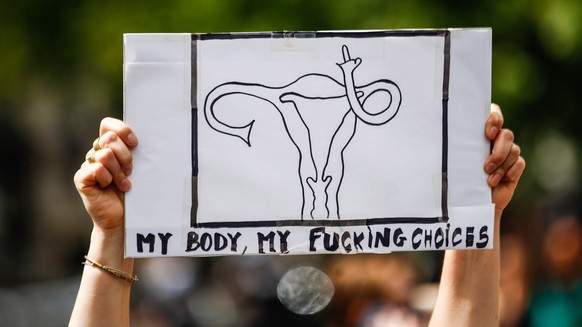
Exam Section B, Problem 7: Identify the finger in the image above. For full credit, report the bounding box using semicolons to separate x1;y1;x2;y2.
99;117;138;148
97;131;133;176
93;147;132;192
488;143;521;187
485;128;514;174
342;45;351;62
485;103;504;140
74;161;114;193
85;148;96;164
503;156;526;183
501;143;521;172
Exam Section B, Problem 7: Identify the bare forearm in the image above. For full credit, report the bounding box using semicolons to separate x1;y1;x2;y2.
69;227;134;327
428;103;525;326
429;210;502;327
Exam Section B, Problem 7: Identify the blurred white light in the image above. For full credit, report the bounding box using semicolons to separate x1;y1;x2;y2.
140;258;197;298
533;130;578;192
277;265;334;315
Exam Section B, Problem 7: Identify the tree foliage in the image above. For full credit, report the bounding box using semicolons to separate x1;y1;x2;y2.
0;0;580;283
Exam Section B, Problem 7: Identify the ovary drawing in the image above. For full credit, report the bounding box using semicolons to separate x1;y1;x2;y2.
203;45;402;220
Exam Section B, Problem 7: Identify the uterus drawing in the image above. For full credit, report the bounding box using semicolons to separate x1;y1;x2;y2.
203;45;402;220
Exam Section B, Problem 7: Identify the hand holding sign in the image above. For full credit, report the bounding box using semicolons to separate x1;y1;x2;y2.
71;118;138;326
74;118;138;232
485;104;526;214
71;103;526;327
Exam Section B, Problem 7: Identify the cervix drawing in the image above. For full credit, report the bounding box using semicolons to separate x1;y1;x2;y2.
203;45;402;220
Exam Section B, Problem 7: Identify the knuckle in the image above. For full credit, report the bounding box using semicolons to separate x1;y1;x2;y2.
490;103;503;117
503;129;515;142
101;130;118;146
73;169;82;186
99;117;112;132
490;156;503;166
99;117;121;135
125;151;133;164
492;112;502;124
512;144;521;156
99;148;115;162
102;116;116;125
508;157;526;179
489;108;503;123
116;171;127;183
518;156;526;170
95;163;112;184
489;150;504;164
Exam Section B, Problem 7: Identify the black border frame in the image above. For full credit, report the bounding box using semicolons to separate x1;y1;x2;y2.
191;30;450;228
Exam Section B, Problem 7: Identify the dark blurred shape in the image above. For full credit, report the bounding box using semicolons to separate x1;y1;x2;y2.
325;254;430;327
526;195;582;327
0;111;33;286
0;277;78;327
499;234;530;327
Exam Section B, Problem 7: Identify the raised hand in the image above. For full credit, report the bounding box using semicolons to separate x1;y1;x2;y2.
74;118;138;231
484;104;526;213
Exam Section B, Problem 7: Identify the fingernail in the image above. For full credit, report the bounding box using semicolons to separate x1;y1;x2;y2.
125;164;133;176
120;178;132;191
489;127;499;139
491;173;502;185
127;133;138;146
486;162;496;174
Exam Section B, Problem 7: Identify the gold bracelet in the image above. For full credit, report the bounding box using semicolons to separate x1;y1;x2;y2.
82;255;138;284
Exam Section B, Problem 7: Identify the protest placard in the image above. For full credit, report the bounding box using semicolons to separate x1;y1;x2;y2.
124;29;493;257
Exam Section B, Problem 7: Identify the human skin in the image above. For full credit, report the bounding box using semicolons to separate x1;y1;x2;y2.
70;118;137;327
429;104;526;327
70;104;525;327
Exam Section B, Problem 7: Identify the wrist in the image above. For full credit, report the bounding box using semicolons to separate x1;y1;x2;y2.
87;225;133;273
494;208;503;225
91;224;124;248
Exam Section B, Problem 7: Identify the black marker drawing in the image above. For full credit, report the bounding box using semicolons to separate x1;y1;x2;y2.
203;45;402;220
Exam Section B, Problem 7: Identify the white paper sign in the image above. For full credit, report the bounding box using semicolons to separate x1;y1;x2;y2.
124;29;494;257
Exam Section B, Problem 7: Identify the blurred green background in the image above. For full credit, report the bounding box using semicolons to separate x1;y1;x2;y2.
0;0;581;326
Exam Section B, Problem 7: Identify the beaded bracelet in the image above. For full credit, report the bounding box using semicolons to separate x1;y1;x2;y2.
83;255;138;284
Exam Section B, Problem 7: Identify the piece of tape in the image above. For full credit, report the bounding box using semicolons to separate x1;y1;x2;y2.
271;31;317;52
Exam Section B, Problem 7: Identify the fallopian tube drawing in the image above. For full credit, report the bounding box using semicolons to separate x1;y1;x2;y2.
203;45;402;220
